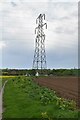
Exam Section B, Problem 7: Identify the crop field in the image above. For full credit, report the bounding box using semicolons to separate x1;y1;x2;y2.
2;76;79;119
0;76;15;79
34;76;79;105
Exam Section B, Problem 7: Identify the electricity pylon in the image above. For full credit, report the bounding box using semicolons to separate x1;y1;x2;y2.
33;14;47;70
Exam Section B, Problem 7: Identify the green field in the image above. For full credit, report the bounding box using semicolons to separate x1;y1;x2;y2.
3;76;78;119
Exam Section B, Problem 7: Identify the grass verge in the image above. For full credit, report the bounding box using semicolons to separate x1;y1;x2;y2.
3;76;78;119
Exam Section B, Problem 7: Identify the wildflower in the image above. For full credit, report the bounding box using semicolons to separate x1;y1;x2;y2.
41;112;48;118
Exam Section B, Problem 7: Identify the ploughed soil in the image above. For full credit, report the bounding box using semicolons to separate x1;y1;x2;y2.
33;76;80;107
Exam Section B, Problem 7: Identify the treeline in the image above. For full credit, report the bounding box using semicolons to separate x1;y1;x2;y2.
0;68;79;76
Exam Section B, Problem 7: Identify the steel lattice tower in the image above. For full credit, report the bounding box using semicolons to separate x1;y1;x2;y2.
33;14;47;70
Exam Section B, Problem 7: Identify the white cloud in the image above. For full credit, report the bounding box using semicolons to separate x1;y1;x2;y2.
45;2;78;53
0;1;78;68
2;2;78;50
0;41;6;49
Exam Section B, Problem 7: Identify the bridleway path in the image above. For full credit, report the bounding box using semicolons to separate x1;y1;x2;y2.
0;80;8;120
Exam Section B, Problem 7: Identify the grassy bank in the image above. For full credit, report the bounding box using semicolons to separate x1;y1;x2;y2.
3;76;78;119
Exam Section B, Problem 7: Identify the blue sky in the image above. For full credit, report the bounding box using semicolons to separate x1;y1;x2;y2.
0;0;78;69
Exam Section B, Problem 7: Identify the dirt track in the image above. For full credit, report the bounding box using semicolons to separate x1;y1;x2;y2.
34;76;79;107
0;80;8;120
